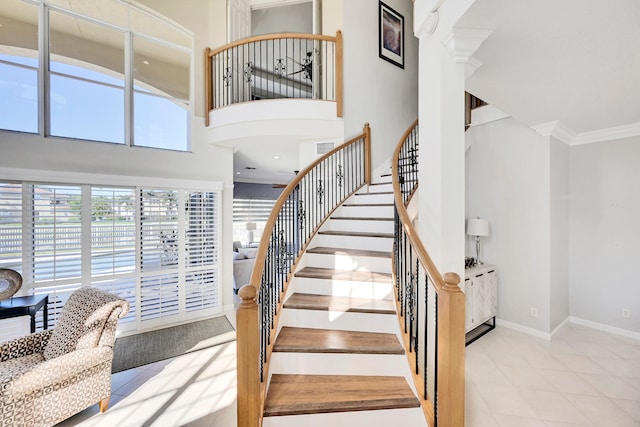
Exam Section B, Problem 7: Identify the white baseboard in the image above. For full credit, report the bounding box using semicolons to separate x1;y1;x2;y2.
569;316;640;341
497;316;640;342
496;318;551;341
550;317;570;339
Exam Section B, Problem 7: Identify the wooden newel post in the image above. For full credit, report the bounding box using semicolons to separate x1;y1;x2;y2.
437;272;465;427
364;123;372;185
204;47;212;127
237;284;261;427
335;30;343;118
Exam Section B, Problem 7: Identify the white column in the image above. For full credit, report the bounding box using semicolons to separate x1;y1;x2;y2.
416;17;490;278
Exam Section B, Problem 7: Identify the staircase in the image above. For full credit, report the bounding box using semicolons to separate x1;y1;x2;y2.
262;178;428;427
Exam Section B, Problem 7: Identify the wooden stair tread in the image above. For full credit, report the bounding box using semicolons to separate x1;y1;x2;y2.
284;293;396;314
306;246;391;258
355;191;394;195
342;203;393;207
295;266;392;282
273;327;404;354
318;230;394;239
264;374;420;416
330;216;393;221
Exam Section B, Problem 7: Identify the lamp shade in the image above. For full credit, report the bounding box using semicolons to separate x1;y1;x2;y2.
245;222;257;231
467;218;489;237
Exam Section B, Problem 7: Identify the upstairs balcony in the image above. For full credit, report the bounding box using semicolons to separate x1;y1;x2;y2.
204;32;343;146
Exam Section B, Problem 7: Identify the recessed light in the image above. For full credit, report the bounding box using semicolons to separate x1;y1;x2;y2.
273;155;280;159
143;60;150;65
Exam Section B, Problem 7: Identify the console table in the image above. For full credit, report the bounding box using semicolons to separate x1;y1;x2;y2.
0;294;49;333
463;264;497;345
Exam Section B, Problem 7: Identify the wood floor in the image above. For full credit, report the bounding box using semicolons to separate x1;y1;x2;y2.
262;182;425;424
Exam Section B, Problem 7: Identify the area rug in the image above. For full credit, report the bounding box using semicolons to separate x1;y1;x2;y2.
112;316;236;373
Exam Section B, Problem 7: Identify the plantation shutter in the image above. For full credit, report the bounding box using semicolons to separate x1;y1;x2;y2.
139;189;180;321
90;187;136;323
31;184;82;284
185;191;218;312
0;182;23;272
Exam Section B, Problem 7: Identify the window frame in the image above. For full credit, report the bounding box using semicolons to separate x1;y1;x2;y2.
0;0;193;151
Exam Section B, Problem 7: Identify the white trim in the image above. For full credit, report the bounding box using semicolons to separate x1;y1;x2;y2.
442;28;492;63
496;318;551;341
0;166;223;191
550;317;570;339
572;122;640;146
531;120;640;146
569;316;640;341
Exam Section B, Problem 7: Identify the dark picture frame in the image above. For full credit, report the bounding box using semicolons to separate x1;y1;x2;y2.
379;1;404;69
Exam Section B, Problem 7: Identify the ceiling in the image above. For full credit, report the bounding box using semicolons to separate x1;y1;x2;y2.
457;0;640;138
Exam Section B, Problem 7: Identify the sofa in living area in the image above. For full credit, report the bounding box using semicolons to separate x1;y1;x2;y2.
233;242;257;293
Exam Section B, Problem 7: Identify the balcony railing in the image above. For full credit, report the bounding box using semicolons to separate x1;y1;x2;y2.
392;120;466;426
236;124;371;427
205;31;343;125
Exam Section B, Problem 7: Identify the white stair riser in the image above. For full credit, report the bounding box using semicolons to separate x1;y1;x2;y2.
313;234;393;252
365;184;393;193
300;253;391;273
323;219;394;234
334;205;394;218
279;309;399;335
288;277;394;300
269;353;410;378
352;193;394;205
262;407;427;427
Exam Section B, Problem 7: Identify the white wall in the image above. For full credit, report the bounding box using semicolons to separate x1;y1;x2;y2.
342;0;418;172
550;137;570;331
466;117;551;333
569;136;640;333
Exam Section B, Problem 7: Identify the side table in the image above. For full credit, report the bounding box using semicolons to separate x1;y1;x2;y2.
0;294;49;333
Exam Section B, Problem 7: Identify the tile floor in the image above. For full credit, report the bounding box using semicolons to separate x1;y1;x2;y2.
57;322;639;427
465;323;640;426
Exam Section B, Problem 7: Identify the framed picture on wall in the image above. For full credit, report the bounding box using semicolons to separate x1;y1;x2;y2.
379;1;404;69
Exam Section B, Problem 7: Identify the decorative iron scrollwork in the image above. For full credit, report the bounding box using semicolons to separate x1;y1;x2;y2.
317;179;324;205
297;200;305;229
336;165;344;187
274;59;286;78
223;67;232;87
244;62;253;83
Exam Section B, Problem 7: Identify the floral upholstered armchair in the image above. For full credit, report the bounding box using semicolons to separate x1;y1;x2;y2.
0;287;129;427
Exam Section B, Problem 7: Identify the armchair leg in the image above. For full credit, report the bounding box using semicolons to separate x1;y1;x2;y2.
99;397;110;413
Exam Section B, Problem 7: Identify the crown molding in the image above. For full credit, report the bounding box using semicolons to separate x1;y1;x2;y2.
572;122;640;146
443;28;492;63
532;120;640;146
465;56;483;79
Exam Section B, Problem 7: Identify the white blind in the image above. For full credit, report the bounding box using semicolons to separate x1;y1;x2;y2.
31;184;82;284
0;183;22;272
0;181;221;331
185;191;218;312
233;198;276;222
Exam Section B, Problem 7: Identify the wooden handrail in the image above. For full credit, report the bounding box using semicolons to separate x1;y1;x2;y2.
391;120;465;426
236;123;371;427
204;31;343;122
207;32;340;58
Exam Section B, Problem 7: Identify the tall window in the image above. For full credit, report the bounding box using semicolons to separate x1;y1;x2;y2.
0;181;220;331
0;0;192;151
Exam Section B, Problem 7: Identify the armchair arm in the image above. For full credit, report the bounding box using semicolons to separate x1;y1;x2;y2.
5;347;113;396
0;329;53;362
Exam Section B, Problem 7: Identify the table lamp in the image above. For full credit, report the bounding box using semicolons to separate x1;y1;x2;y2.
467;217;489;264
